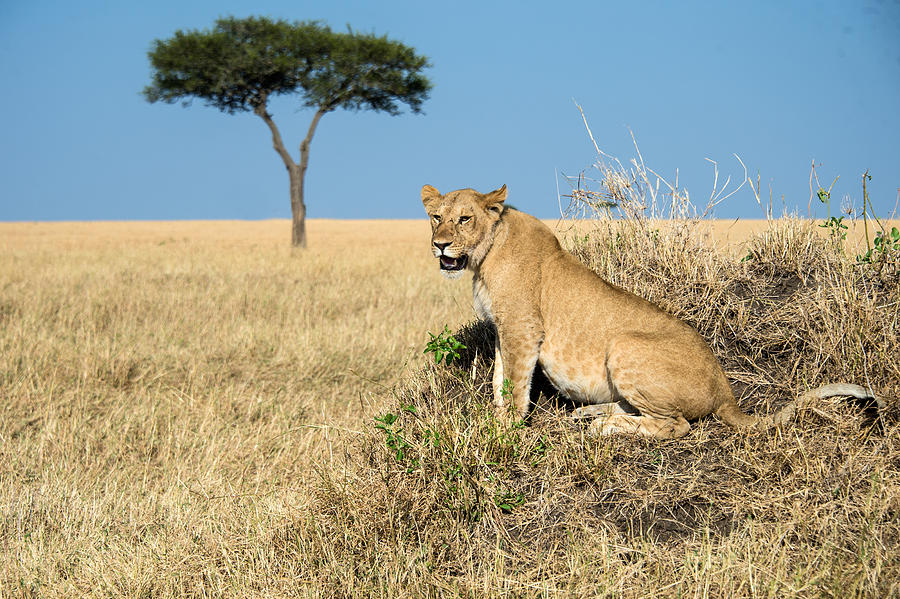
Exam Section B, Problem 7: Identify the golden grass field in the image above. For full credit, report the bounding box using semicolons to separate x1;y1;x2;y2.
1;217;898;598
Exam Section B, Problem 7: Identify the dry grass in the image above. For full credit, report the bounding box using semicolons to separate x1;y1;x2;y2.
0;220;468;597
1;210;898;597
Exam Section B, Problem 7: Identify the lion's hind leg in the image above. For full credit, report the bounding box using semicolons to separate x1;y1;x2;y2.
573;392;691;439
589;413;690;438
570;402;632;419
596;382;693;438
598;336;703;438
573;401;690;438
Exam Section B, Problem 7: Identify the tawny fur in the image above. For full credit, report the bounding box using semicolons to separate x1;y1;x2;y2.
422;184;881;439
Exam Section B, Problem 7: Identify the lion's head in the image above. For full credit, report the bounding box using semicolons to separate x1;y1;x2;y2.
421;184;507;279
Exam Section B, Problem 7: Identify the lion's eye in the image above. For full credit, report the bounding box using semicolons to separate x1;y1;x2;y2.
431;214;441;223
458;216;471;224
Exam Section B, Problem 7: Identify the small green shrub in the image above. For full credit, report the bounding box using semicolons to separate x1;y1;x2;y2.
373;411;412;464
858;226;900;264
423;324;466;365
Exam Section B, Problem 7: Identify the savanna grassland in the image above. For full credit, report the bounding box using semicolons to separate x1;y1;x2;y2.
1;212;898;598
0;219;468;597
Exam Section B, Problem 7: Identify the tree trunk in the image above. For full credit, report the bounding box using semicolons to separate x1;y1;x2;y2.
294;108;326;249
255;101;325;248
289;164;306;247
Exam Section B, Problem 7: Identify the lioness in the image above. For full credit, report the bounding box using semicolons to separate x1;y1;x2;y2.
422;183;879;438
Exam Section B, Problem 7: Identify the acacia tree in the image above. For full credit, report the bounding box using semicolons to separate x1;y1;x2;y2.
144;17;431;247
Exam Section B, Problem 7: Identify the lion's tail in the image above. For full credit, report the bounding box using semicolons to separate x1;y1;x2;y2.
715;383;881;430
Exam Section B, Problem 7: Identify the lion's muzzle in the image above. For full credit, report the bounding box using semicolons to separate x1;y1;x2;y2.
439;254;468;272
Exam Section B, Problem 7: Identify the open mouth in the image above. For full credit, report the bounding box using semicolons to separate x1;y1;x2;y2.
439;255;468;271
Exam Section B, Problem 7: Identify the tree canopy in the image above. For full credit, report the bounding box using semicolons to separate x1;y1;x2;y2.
144;17;431;116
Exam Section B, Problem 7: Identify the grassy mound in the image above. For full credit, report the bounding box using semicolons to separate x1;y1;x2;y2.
296;217;899;597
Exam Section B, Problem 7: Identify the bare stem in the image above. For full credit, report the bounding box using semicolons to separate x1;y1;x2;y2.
862;169;871;256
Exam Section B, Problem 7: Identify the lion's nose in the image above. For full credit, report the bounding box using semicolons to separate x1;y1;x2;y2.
433;241;451;252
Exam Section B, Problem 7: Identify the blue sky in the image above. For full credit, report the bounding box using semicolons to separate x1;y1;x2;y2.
1;0;898;221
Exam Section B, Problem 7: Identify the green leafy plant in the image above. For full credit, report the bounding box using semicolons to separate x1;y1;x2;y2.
529;434;551;467
819;215;848;242
858;227;900;263
493;490;525;512
878;227;900;250
424;325;466;365
423;429;440;448
855;171;899;278
815;183;848;247
374;412;411;463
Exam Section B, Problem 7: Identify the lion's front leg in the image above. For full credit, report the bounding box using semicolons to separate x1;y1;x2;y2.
491;340;506;411
493;325;543;419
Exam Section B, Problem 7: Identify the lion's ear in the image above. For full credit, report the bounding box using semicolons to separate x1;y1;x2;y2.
421;185;441;209
483;184;507;215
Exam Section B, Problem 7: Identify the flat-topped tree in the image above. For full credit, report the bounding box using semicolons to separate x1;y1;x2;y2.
144;17;432;247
